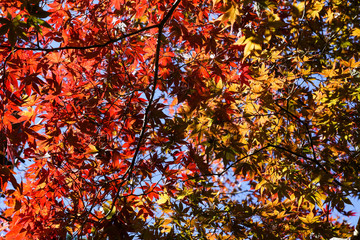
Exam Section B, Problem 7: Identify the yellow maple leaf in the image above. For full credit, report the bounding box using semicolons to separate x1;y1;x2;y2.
234;36;262;59
299;211;320;224
309;1;324;19
341;58;360;68
85;144;99;155
19;107;35;122
352;28;360;37
216;3;240;33
293;1;305;17
325;8;334;23
157;193;169;205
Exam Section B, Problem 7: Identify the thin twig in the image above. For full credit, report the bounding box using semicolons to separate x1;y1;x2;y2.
0;24;159;52
0;215;11;222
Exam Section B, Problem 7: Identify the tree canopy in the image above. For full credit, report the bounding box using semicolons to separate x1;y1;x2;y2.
0;0;360;239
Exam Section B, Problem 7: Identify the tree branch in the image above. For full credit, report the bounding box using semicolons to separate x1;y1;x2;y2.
123;0;182;181
273;103;347;188
268;143;343;187
0;24;159;52
94;0;182;228
0;215;10;222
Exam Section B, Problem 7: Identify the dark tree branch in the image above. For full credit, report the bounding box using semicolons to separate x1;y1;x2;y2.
219;145;271;176
84;0;183;234
74;1;182;237
0;215;10;222
0;24;160;52
268;143;344;187
117;0;181;187
184;145;271;182
273;103;347;188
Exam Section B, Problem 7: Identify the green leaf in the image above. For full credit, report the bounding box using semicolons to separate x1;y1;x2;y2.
40;20;52;29
106;206;116;220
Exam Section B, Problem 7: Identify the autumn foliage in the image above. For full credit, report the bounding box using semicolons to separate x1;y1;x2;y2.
0;0;360;239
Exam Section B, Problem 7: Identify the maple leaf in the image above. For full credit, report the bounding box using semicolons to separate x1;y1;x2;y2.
0;0;359;239
216;3;240;33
